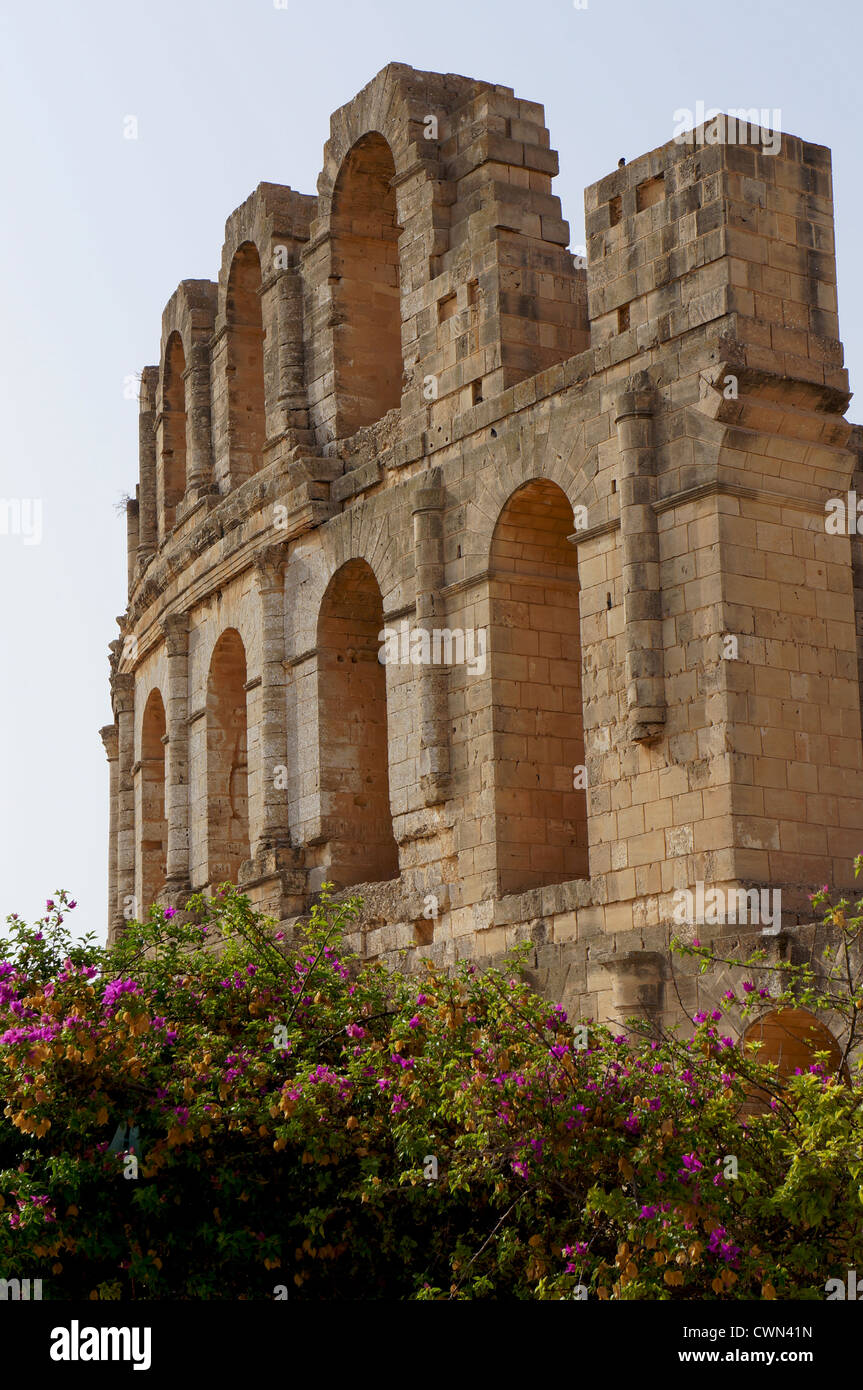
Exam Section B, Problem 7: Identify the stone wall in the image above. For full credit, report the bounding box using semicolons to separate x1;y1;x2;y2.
103;64;863;1050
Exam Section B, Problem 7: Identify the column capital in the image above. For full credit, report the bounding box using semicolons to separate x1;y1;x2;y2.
99;724;119;760
252;544;287;591
160;611;190;657
412;466;445;515
111;672;135;717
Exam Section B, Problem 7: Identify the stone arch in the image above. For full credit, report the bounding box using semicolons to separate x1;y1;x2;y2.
464;414;599;580
226;242;266;483
314;64;449;226
315;559;398;889
140;687;168;911
489;478;587;893
741;1007;849;1113
288;507;407;660
156;280;218;521
159;332;187;538
330;133;403;437
206;628;250;885
212;185;315;484
308;65;465;448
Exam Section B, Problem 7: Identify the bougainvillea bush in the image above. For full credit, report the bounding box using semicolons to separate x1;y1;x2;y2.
0;882;861;1300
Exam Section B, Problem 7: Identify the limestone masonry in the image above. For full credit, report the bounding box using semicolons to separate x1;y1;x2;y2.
102;64;863;1045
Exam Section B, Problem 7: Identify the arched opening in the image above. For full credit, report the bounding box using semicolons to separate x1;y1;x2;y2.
489;479;587;894
161;332;187;535
316;559;398;888
741;1008;848;1114
227;242;266;482
331;133;403;437
206;629;250;884
140;688;168;911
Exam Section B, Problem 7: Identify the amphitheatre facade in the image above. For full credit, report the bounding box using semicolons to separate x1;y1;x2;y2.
102;64;863;1047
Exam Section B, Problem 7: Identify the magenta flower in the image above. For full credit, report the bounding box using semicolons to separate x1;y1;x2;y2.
164;907;176;920
102;978;142;1014
707;1226;740;1263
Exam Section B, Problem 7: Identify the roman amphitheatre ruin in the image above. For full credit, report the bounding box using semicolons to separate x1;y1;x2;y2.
102;63;863;1068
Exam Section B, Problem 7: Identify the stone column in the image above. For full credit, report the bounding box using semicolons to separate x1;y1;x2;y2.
99;724;119;939
252;547;291;857
161;612;191;894
276;264;307;426
602;950;665;1033
137;366;158;567
126;498;139;593
412;471;450;806
184;341;214;493
112;672;136;936
615;381;665;741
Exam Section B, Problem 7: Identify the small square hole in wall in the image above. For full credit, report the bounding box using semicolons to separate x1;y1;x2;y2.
438;292;457;323
636;173;665;212
471;379;483;406
414;918;434;946
617;303;630;333
467;278;479;307
611;478;617;493
609;194;622;227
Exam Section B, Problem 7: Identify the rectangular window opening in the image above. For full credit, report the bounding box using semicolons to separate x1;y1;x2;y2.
636;173;665;212
438;292;458;323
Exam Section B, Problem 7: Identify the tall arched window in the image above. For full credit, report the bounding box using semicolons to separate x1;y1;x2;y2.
331;134;403;437
140;688;168;910
161;332;187;536
489;479;587;894
227;242;266;482
316;559;398;887
206;629;250;884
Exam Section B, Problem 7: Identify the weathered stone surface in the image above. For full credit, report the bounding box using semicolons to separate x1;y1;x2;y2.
103;66;863;1043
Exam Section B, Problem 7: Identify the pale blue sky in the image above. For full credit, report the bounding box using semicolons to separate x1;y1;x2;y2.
0;0;859;943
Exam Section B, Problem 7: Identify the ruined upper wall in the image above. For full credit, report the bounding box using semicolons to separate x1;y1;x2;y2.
584;123;846;399
128;63;589;589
